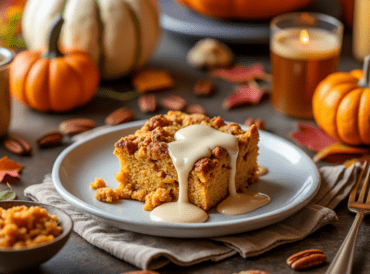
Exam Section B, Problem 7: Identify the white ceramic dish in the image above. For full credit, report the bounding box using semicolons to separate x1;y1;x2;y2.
159;0;341;44
52;120;320;238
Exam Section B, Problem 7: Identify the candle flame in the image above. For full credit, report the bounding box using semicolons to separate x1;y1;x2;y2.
300;30;309;45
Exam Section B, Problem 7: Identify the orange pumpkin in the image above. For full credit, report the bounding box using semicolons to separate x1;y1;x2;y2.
312;57;370;146
10;16;100;113
175;0;314;20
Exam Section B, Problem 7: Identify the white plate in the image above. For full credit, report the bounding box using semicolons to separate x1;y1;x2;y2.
159;0;341;44
52;120;320;238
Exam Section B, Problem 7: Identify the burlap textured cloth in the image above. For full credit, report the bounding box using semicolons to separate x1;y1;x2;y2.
24;164;361;270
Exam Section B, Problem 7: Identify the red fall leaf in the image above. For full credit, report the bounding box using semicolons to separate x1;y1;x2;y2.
290;123;337;152
290;123;370;163
223;85;265;109
210;63;266;83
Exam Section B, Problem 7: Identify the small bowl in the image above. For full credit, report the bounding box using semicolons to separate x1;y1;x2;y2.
0;200;73;274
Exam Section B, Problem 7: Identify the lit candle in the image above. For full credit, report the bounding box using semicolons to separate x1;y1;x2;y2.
270;13;343;119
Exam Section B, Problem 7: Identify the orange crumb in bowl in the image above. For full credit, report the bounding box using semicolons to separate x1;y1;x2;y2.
0;206;62;249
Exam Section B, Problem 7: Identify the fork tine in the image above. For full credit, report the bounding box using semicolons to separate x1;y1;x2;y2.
327;161;370;273
358;162;370;203
349;161;368;203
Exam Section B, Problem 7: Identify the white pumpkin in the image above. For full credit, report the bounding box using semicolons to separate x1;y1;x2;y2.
22;0;161;80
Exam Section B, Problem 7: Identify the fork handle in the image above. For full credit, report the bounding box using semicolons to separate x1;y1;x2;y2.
325;211;365;274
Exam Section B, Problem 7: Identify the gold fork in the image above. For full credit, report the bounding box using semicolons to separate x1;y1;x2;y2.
326;161;370;274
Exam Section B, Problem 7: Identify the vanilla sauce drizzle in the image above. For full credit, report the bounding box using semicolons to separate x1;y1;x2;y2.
150;124;270;223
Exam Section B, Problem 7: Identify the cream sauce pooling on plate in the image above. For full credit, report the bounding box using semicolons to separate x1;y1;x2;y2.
257;165;268;176
150;124;270;223
216;191;270;215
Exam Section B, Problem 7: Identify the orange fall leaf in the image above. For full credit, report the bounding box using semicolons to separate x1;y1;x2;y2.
0;156;23;183
313;143;370;162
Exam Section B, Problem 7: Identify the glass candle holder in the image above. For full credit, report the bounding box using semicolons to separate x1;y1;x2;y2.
0;48;14;137
270;12;343;119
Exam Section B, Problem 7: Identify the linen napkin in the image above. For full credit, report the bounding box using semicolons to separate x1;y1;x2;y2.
24;163;361;270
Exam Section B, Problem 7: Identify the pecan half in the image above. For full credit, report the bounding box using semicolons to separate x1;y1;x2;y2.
37;131;64;147
287;249;326;270
138;95;156;113
161;95;186;111
185;104;206;115
59;118;96;135
105;107;134;126
4;136;32;155
193;80;214;96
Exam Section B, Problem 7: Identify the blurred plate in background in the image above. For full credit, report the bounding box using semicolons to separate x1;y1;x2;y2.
160;0;341;44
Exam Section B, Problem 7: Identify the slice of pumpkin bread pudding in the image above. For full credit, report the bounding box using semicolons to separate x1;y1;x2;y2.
113;111;259;211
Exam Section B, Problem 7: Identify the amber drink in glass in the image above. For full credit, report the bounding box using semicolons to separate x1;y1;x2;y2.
270;13;343;118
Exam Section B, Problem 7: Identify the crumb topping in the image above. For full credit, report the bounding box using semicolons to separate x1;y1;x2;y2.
0;206;62;249
114;111;252;159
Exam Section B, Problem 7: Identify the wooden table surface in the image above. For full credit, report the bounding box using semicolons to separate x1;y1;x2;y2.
1;22;369;274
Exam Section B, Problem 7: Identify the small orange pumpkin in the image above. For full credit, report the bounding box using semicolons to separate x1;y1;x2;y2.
175;0;314;20
10;16;100;112
312;56;370;146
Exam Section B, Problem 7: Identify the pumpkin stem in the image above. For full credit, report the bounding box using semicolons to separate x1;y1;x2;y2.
358;55;370;87
44;15;64;59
